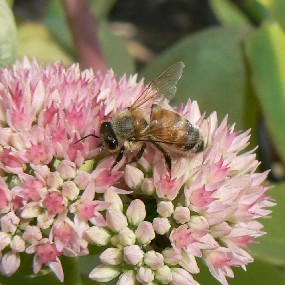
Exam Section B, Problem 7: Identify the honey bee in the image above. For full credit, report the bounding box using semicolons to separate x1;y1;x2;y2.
76;62;204;177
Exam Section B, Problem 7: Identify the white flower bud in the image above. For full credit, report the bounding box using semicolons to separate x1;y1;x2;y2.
117;227;136;246
62;181;79;201
99;248;122;265
162;248;181;265
144;251;164;270
1;252;20;276
124;245;144;265
85;226;111;246
135;221;155;244
171;268;197;285
104;187;123;211
0;232;11;251
89;265;119;282
173;206;190;224
74;171;90;190
180;250;200;274
106;209;128;232
22;225;42;244
152;217;171;235
126;199;146;226
37;213;54;229
157;201;174;218
46;171;63;188
124;165;144;189
10;235;25;252
21;202;41;219
156;265;172;284
136;267;154;284
58;160;76;180
141;178;155;195
117;270;136;285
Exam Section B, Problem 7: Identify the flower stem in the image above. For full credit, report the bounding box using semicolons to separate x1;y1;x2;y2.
62;257;82;285
61;0;107;72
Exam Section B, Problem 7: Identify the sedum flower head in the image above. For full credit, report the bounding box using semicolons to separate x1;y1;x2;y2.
0;59;273;285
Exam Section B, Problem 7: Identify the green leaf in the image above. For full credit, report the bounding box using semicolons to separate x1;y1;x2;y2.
88;0;117;22
243;0;270;24
251;183;285;266
141;26;254;129
17;22;73;65
0;0;17;67
43;0;74;55
245;21;285;164
259;0;285;31
209;0;250;27
99;21;135;75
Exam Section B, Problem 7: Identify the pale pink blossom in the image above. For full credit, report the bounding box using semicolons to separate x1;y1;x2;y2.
0;59;273;284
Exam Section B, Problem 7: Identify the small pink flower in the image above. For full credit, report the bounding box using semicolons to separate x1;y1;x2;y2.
171;225;196;250
36;242;60;265
31;240;64;282
43;192;65;215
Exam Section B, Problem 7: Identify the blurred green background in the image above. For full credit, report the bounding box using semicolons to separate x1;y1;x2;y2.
1;0;285;284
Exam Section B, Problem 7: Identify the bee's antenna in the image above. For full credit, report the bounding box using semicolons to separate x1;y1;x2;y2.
75;134;99;144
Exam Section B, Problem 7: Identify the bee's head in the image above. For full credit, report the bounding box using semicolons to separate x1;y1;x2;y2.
99;121;119;152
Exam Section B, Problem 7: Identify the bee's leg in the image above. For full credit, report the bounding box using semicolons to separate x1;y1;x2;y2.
151;141;172;180
110;146;125;175
129;142;147;164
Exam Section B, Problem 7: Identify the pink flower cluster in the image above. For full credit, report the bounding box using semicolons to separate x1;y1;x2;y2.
0;59;273;285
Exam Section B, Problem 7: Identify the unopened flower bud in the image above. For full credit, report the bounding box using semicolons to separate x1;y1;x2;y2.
89;265;120;282
135;221;155;244
124;244;144;265
141;178;155;195
1;252;20;276
171;268;196;285
99;248;122;265
85;226;111;246
117;270;136;285
162;248;181;265
188;215;209;237
104;187;123;211
126;199;146;226
144;251;164;270
157;201;174;218
106;209;128;232
0;232;11;251
156;265;172;284
136;267;154;284
124;165;144;189
10;235;25;252
152;217;171;235
21;203;41;219
74;171;90;190
173;206;190;224
22;225;42;244
62;181;79;201
117;227;136;246
1;212;19;234
58;160;76;180
46;171;63;188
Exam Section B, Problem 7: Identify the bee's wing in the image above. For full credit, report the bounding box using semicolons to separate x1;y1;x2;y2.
130;61;185;110
139;108;193;145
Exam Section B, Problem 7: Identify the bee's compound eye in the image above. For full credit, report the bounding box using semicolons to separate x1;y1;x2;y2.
107;135;118;150
100;122;111;133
